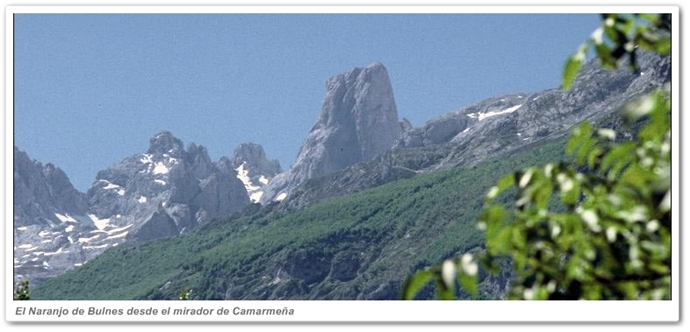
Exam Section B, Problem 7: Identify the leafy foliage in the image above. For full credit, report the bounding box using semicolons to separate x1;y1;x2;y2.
479;89;670;300
14;280;31;300
404;13;671;301
563;14;671;90
177;287;193;300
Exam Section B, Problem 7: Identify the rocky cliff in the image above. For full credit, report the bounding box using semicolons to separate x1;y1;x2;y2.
231;142;282;203
261;62;402;203
283;53;671;210
13;132;251;287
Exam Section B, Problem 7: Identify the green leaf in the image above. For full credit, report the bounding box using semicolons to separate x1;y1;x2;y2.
401;270;433;300
435;278;455;300
486;174;515;202
563;51;585;90
459;273;478;299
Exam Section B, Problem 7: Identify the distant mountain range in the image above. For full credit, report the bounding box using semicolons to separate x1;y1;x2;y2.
14;52;670;295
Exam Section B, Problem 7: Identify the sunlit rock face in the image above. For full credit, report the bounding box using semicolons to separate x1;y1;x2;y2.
261;62;402;203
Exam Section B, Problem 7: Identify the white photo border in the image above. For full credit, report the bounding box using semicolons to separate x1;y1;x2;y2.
5;4;680;323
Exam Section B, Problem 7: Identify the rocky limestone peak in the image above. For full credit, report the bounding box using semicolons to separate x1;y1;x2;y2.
14;147;88;222
261;62;402;203
147;131;185;158
231;142;283;177
186;142;214;179
295;62;401;181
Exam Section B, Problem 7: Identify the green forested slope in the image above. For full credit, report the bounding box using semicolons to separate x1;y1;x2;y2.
33;136;568;300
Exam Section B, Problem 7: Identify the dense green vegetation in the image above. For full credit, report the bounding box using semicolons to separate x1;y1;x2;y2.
34;135;570;300
404;13;671;301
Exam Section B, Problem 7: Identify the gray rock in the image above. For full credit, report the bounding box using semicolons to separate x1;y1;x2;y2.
262;62;402;203
231;143;282;203
280;53;671;211
231;142;282;176
14;132;251;288
13;147;91;287
13;147;88;228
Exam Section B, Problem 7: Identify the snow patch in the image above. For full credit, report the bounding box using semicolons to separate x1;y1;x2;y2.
138;196;148;203
44;248;65;256
106;224;133;235
275;192;288;202
155;179;167;186
74;263;83;267
532;96;541;101
84;244;109;250
55;213;77;223
462;127;470;133
235;163;260;192
259;175;269;185
18;244;34;249
153;162;169;175
79;234;101;243
250;191;264;203
477;104;523;121
17;226;27;231
101;180;121;190
106;231;129;241
65;225;75;232
140;154;153;164
88;214;110;230
117;188;125;196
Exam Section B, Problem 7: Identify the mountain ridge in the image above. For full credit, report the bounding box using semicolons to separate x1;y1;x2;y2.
15;53;670;293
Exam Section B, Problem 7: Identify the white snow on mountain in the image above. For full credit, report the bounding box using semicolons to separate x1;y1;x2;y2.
55;213;77;223
235;163;260;192
250;191;264;203
152;162;169;175
88;214;110;230
466;104;523;121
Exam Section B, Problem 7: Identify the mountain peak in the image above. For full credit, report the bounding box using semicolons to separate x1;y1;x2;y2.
231;143;282;174
261;62;402;203
147;131;184;158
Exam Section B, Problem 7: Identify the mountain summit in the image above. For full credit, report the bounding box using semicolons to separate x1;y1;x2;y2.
231;142;283;203
262;62;402;202
14;132;251;287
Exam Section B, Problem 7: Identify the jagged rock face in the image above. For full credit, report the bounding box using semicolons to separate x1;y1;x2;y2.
286;53;671;211
262;62;402;202
14;132;251;288
87;131;250;239
13;147;92;287
231;143;282;203
231;143;282;176
394;52;671;171
13;147;88;227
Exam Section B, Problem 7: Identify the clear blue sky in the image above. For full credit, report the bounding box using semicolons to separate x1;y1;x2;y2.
14;13;601;191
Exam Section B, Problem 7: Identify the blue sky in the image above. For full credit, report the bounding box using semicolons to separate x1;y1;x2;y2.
14;13;601;191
